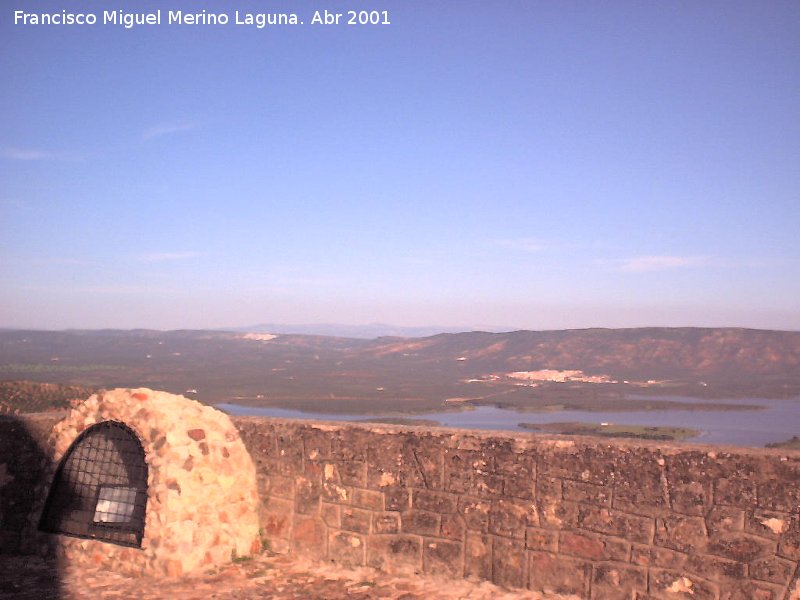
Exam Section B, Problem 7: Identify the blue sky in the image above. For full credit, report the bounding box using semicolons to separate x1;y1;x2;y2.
2;1;799;331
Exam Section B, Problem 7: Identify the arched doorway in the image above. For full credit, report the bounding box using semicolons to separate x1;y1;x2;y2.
39;420;148;548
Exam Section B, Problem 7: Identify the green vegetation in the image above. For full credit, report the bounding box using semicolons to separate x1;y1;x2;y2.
0;381;97;414
766;436;800;450
230;549;253;563
355;417;441;427
0;363;124;373
519;421;700;441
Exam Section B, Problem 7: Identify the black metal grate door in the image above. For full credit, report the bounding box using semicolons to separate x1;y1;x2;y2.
39;421;148;548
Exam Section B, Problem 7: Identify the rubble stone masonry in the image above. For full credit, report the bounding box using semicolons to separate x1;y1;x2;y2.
233;417;800;600
3;406;800;599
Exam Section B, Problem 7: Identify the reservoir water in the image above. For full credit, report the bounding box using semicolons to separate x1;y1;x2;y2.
217;396;800;448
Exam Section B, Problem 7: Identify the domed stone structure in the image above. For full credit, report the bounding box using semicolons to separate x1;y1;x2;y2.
32;388;261;576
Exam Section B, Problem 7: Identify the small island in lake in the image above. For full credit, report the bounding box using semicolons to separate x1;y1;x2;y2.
519;421;699;441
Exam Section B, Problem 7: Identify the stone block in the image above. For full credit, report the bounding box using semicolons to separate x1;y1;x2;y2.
458;496;490;532
341;507;372;534
559;531;629;561
320;502;341;528
352;487;384;511
684;553;746;581
708;534;775;563
443;450;475;494
749;555;796;585
758;480;800;513
539;498;580;530
562;480;612;506
321;481;351;504
401;510;440;536
655;514;708;553
384;487;410;511
591;563;647;600
474;472;504;496
328;530;365;567
745;509;791;539
300;429;332;460
630;544;688;569
670;481;712;516
366;534;422;574
294;474;321;515
423;538;462;577
372;511;400;534
464;532;491;580
705;506;745;536
267;474;295;499
291;516;326;559
720;580;786;600
525;527;557;552
409;445;444;490
528;551;589;596
648;569;719;600
488;498;538;539
337;461;367;487
503;471;535;500
578;506;654;544
413;489;458;513
492;537;527;589
261;496;293;539
715;477;758;508
440;513;466;540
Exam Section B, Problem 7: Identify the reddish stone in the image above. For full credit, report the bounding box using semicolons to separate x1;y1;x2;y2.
578;506;654;544
187;428;206;441
492;538;526;589
655;514;708;553
488;499;537;539
649;569;719;600
352;488;384;510
525;527;557;552
366;534;421;573
373;512;399;534
423;539;462;577
132;392;148;400
464;533;491;580
440;513;466;540
341;507;372;534
328;531;366;566
559;531;628;561
413;490;458;513
708;534;775;563
528;551;589;596
292;517;326;559
400;510;440;536
591;563;647;600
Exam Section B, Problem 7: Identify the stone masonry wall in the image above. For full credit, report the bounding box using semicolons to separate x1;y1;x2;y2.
233;417;800;600
4;411;800;598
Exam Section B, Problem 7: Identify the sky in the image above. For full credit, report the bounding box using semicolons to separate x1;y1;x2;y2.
1;1;799;331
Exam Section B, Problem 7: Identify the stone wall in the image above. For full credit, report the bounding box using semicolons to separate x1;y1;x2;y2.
3;408;800;598
1;390;260;577
233;417;800;600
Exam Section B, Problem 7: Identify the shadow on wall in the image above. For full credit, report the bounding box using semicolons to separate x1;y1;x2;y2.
0;414;61;599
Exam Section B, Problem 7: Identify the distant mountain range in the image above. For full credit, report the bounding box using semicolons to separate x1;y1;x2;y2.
1;327;799;409
228;322;510;339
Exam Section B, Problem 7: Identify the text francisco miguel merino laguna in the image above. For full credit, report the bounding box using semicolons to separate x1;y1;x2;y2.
14;9;307;29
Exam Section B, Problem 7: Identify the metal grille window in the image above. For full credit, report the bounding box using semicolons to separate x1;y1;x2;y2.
39;421;148;548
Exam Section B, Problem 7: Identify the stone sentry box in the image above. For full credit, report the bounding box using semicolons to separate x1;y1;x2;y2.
30;388;261;576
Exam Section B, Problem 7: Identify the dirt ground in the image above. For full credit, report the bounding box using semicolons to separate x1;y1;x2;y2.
0;553;575;600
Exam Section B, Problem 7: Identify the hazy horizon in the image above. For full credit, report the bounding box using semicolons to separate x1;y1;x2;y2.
3;1;799;331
